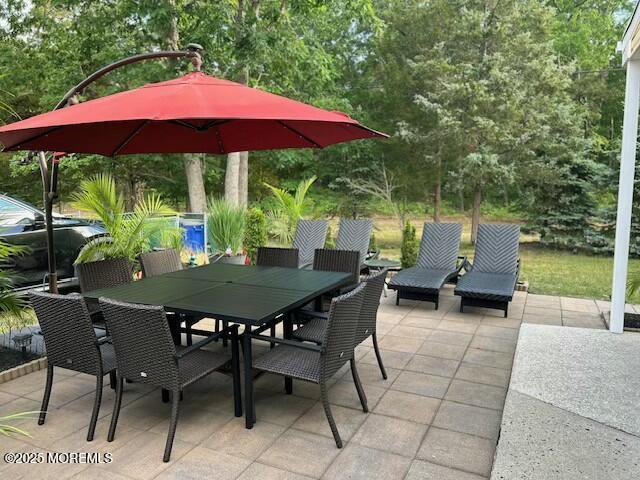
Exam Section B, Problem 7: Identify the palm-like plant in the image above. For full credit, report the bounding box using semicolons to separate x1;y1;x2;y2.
207;198;246;255
627;269;640;300
0;240;27;317
72;174;182;263
263;176;317;243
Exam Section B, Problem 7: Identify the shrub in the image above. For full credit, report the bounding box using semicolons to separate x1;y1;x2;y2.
244;208;267;263
400;221;418;268
369;233;378;254
207;198;246;255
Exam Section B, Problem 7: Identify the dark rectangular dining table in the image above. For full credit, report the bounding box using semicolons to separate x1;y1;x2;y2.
83;263;352;428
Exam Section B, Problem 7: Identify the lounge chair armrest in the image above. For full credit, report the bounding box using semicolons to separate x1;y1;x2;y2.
459;256;473;272
298;261;313;270
176;325;238;359
249;333;322;352
456;255;468;272
96;335;111;346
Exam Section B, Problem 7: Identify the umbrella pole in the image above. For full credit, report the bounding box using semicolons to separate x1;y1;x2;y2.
39;47;203;293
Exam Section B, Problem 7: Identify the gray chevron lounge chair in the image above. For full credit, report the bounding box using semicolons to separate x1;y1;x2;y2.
455;223;520;318
336;219;373;268
293;220;328;268
388;223;463;309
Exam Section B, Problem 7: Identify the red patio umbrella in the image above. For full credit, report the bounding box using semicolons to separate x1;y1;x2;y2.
0;71;387;155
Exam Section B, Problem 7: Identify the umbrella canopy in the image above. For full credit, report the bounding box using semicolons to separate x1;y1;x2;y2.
0;72;386;155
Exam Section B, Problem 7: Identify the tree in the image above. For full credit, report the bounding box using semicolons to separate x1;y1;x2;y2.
378;0;588;242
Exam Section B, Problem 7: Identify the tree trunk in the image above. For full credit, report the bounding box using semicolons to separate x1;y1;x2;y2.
471;187;481;244
239;151;249;207
166;0;208;212
459;189;465;213
225;152;241;205
433;180;441;223
184;155;207;212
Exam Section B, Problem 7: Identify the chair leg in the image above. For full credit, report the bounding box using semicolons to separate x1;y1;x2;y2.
186;318;193;347
163;391;180;462
396;293;400;306
38;364;54;425
109;370;117;389
350;359;368;413
270;325;276;349
222;321;228;347
107;375;124;442
320;382;342;448
372;333;387;380
504;304;509;318
87;374;103;441
162;389;170;403
231;330;242;417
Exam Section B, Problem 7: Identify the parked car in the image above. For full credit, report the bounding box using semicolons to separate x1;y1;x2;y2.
0;194;105;290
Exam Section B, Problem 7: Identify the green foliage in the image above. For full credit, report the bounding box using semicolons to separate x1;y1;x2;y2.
0;412;40;438
369;233;378;254
72;174;182;263
263;176;317;244
244;207;267;263
207;198;246;255
400;221;418;268
0;240;27;319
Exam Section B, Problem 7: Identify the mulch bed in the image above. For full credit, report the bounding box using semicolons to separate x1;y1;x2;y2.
0;346;41;372
624;313;640;330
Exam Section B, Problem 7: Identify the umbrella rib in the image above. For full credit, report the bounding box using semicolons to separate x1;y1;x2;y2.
277;121;322;148
111;120;150;156
3;126;63;151
213;125;225;154
167;119;232;132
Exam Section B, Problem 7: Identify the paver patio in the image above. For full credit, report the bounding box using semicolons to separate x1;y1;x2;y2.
0;286;608;479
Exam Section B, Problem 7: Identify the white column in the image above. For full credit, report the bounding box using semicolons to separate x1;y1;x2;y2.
610;60;640;333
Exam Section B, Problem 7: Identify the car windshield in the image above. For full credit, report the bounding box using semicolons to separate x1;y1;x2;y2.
0;197;29;214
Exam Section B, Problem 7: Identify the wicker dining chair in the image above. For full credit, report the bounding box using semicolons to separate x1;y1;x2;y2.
335;219;373;267
99;298;242;462
139;248;201;346
28;291;117;442
293;268;389;379
76;257;133;293
293;220;328;268
251;283;367;448
256;247;299;268
139;248;183;278
310;248;361;311
256;247;299;340
76;257;133;332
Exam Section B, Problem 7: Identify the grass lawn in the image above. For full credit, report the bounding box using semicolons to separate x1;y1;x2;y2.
370;215;640;302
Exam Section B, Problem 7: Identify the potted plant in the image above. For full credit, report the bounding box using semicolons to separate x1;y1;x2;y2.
72;174;183;270
207;198;247;264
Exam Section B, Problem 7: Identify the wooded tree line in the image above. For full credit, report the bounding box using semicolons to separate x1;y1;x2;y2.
0;0;635;251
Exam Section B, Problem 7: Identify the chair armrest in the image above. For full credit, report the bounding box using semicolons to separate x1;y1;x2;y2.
96;336;111;346
298;261;313;270
176;325;238;359
249;333;322;352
